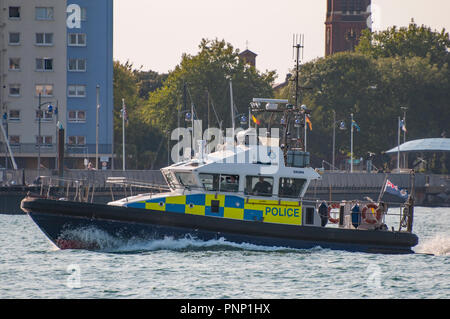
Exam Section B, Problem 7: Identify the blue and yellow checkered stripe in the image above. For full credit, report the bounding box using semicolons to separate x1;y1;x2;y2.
126;194;302;225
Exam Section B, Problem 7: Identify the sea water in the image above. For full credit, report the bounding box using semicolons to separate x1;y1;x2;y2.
0;207;448;299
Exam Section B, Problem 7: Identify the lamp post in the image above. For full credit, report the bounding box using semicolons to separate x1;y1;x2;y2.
176;109;193;162
397;116;401;171
37;93;54;179
121;98;126;171
400;106;408;168
350;113;354;173
3;111;7;169
96;85;100;170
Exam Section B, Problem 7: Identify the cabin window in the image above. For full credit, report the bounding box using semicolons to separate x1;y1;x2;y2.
220;175;239;192
162;171;176;190
278;178;306;198
245;176;273;197
304;207;315;225
175;172;198;188
199;173;239;192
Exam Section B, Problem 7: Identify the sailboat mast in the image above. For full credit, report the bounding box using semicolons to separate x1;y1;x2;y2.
230;80;235;135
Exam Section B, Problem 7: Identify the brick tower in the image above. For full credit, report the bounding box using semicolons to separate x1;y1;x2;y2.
325;0;371;56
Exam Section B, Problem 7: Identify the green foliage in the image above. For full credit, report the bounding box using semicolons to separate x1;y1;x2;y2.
141;39;276;132
114;39;276;169
113;61;167;169
284;53;384;165
114;26;449;172
277;24;449;171
357;22;450;66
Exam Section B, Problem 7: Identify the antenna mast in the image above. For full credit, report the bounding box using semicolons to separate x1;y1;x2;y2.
292;34;305;107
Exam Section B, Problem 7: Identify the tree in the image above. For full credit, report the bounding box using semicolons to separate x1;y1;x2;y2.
134;69;168;100
276;50;449;171
357;22;450;67
356;22;450;172
277;53;383;167
113;61;166;169
141;39;276;134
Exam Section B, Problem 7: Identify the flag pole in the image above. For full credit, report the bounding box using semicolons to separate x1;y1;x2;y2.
377;174;389;202
122;98;126;171
304;113;307;152
350;113;354;173
397;116;400;171
96;85;100;170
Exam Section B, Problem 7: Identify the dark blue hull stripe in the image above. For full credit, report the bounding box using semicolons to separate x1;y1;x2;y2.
28;212;414;254
21;198;418;254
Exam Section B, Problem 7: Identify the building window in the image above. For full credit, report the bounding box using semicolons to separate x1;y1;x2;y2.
36;58;54;71
8;32;20;45
9;58;21;71
35;7;54;20
36;33;53;46
349;0;355;13
36;110;53;121
9;84;20;97
35;84;54;97
9;136;20;146
9;110;21;121
68;110;86;123
356;0;363;13
68;33;86;47
68;85;86;98
68;136;86;146
9;7;21;19
68;58;86;72
36;136;53;146
342;0;348;13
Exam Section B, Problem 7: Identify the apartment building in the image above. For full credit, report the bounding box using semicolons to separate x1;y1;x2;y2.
0;0;113;170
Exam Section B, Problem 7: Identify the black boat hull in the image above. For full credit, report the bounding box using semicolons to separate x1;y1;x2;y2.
21;197;418;254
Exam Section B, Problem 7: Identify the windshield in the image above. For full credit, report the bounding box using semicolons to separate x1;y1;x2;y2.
175;172;198;188
162;171;176;190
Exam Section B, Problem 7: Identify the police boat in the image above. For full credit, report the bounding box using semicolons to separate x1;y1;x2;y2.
20;98;418;254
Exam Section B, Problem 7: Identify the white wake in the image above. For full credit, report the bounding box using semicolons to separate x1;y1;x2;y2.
415;234;450;256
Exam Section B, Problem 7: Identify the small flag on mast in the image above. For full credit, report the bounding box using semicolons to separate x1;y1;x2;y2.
384;179;408;200
352;120;361;132
400;119;407;132
252;115;260;125
305;115;312;131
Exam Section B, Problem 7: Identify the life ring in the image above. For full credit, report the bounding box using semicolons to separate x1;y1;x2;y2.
361;203;383;224
327;203;341;224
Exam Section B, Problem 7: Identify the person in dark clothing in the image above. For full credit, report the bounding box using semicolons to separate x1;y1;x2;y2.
318;202;328;227
252;177;272;196
32;176;41;186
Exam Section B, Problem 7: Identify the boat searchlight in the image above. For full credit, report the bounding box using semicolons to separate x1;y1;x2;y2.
252;98;289;112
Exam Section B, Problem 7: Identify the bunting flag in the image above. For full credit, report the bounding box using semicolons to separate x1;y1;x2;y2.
252;115;261;125
352;120;361;132
400;119;407;132
305;115;312;131
384;179;408;200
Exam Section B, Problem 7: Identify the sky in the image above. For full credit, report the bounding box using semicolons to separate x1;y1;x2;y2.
114;0;450;82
